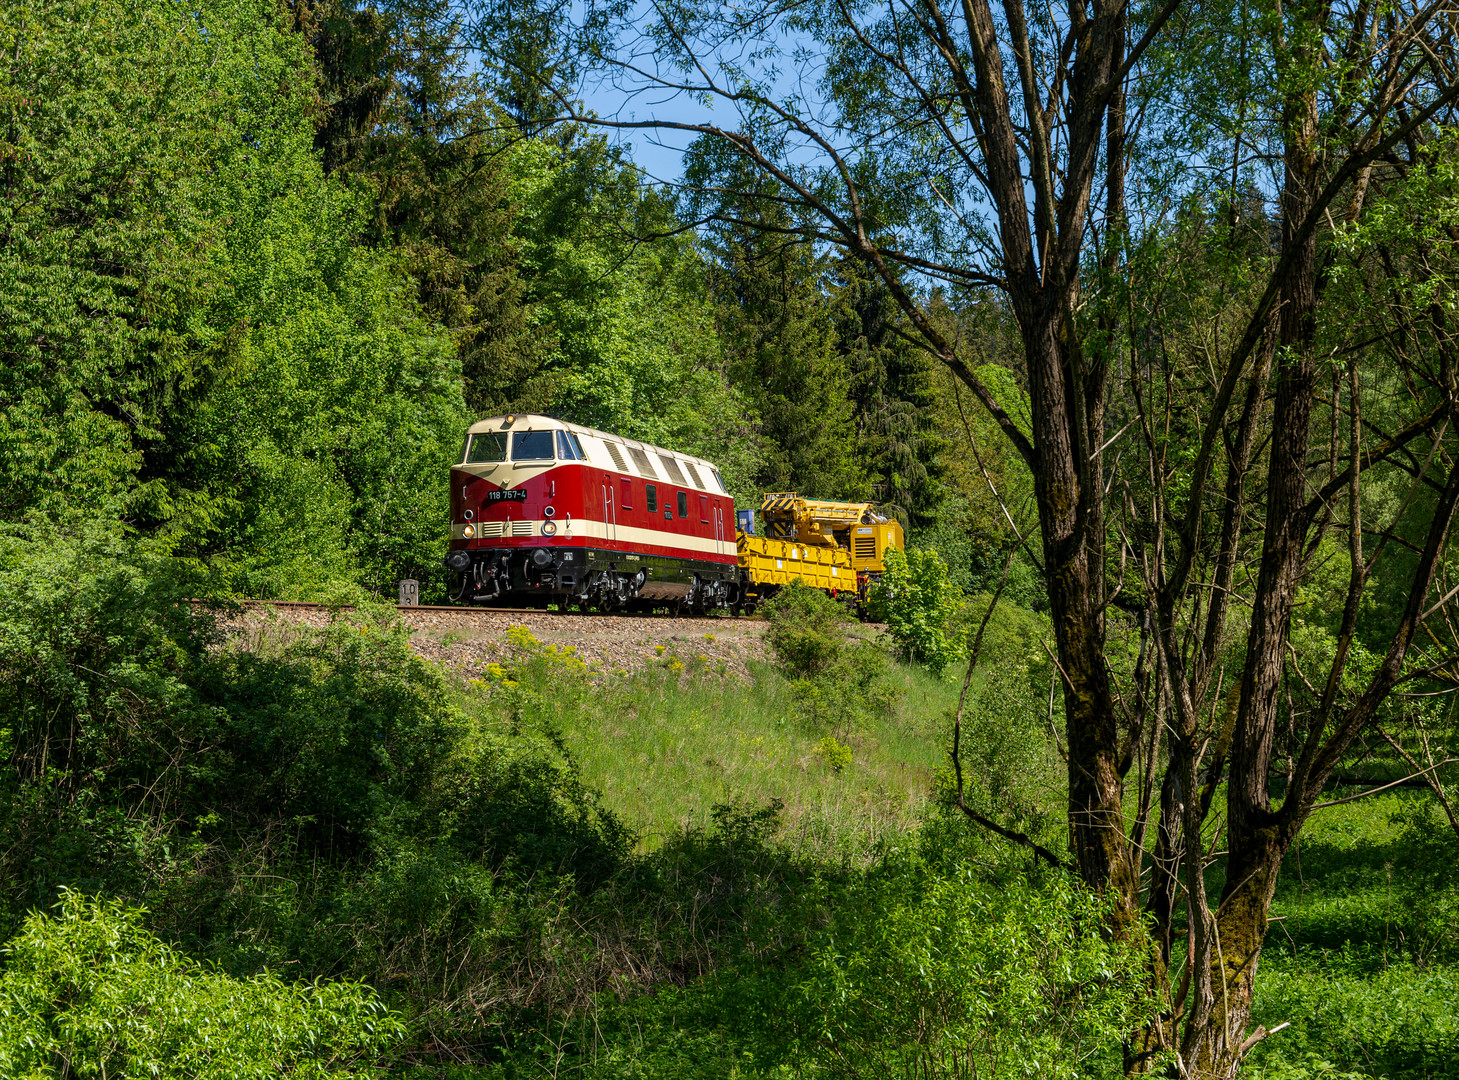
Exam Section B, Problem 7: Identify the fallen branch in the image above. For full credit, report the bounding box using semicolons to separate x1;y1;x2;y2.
1311;758;1459;809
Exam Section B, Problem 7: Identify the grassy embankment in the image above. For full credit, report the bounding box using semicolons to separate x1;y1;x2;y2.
8;558;1458;1079
470;636;962;855
471;624;1459;1080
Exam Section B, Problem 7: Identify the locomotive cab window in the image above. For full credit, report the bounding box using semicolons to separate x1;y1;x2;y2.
555;430;579;460
645;484;657;513
677;491;688;518
511;430;555;461
466;432;507;463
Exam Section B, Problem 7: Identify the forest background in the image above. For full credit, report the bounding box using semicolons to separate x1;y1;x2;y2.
0;0;1012;607
3;0;1459;1076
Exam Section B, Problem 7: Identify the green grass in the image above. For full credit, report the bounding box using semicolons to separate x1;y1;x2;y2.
459;633;965;857
1249;791;1459;1079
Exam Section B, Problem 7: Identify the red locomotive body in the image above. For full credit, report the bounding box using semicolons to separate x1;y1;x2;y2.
443;414;740;611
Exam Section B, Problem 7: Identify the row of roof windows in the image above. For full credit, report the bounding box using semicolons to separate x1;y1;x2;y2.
463;429;727;493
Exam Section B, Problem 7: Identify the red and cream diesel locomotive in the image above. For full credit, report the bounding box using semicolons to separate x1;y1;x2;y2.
443;414;741;611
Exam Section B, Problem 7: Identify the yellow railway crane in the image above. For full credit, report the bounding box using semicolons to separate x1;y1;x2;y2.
736;492;905;609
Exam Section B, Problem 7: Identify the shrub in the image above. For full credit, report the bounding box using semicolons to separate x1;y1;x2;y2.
0;892;402;1079
760;582;853;679
781;854;1158;1078
0;525;228;935
871;548;964;676
760;582;901;738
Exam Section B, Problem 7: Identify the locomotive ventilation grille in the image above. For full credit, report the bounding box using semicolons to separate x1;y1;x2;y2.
627;447;658;477
512;521;535;536
684;462;705;489
854;538;877;559
480;521;506;538
604;441;629;471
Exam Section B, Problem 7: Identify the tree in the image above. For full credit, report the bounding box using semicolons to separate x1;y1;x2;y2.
687;150;866;498
834;254;946;528
0;0;467;596
555;0;1459;1072
286;0;551;417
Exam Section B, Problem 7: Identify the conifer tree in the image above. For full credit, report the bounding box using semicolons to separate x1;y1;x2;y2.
833;255;945;527
286;0;550;416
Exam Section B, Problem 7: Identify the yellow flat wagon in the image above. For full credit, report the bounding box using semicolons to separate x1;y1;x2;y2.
737;532;855;592
736;492;905;609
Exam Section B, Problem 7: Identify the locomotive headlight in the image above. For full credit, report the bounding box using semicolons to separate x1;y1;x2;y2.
462;523;475;538
543;505;556;518
542;521;558;536
463;508;474;521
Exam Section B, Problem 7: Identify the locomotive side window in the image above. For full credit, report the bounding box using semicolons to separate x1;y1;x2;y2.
466;432;507;463
677;491;688;518
645;484;657;513
555;430;579;459
511;431;555;460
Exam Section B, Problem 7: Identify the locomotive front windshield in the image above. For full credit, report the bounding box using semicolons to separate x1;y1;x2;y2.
511;431;555;460
466;432;507;463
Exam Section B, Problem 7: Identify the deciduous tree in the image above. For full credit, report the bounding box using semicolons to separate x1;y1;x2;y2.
549;0;1459;1070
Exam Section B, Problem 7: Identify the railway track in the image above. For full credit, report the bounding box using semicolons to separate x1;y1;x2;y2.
235;598;738;622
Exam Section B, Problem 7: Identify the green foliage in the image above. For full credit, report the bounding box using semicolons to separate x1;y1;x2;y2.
871;548;964;676
0;0;466;598
760;582;854;678
779;853;1157;1078
0;525;223;929
686;148;869;501
503;835;1155;1080
0;526;1127;1077
835;255;947;528
760;583;902;737
0;892;401;1079
815;734;854;772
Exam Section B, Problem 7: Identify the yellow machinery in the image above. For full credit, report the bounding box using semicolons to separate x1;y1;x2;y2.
737;492;905;607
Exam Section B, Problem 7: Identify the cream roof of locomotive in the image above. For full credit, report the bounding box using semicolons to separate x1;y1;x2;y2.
464;413;727;492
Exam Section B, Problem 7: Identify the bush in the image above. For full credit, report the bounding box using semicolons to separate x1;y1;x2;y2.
779;854;1158;1078
871;547;964;676
760;582;853;679
0;525;229;935
0;892;402;1079
760;583;901;738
